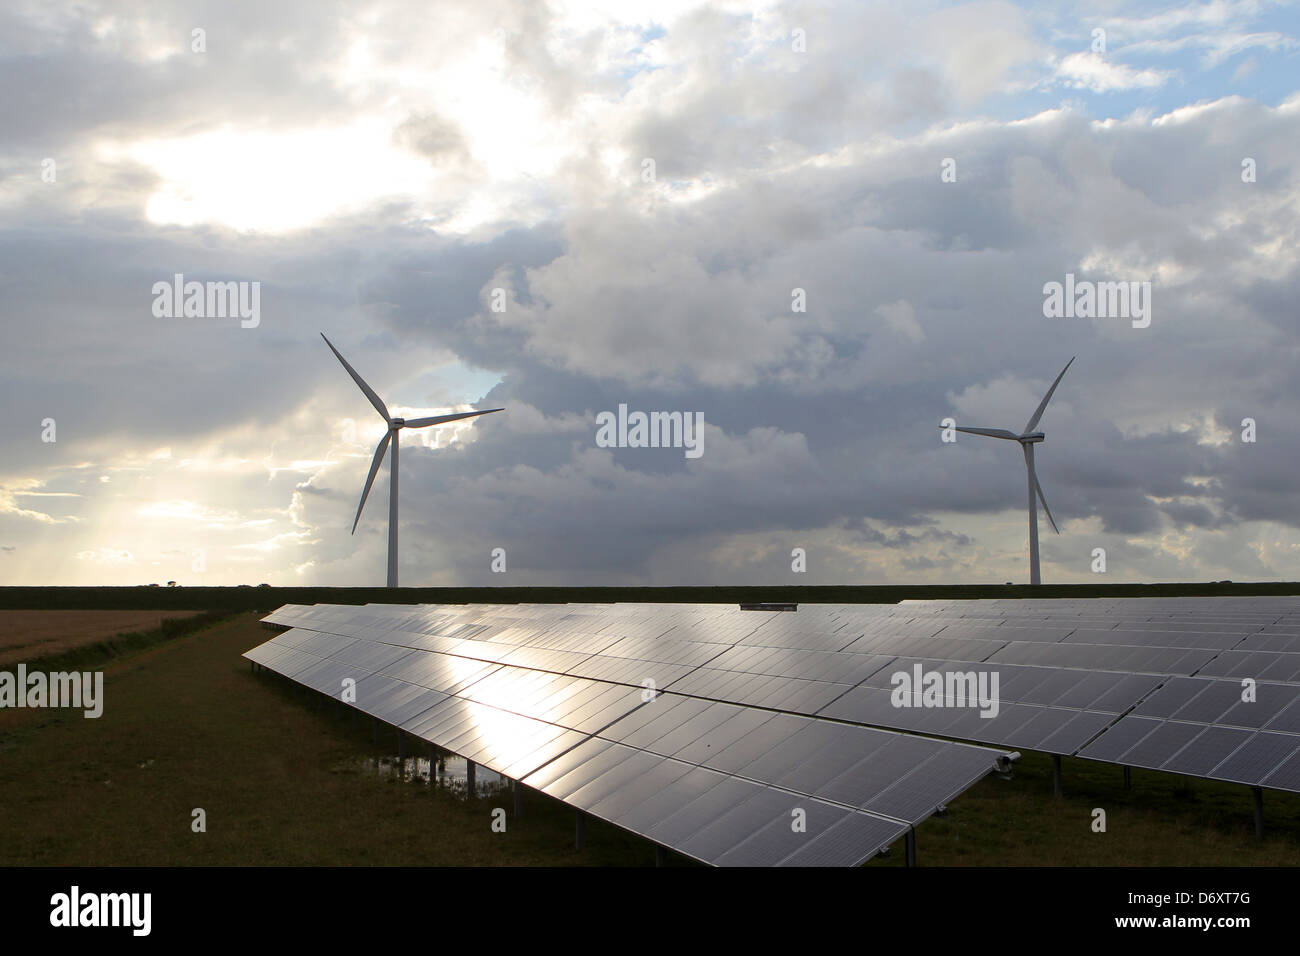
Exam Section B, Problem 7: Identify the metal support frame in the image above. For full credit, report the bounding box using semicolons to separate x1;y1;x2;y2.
466;759;476;796
655;846;666;867
575;810;586;851
397;731;405;760
429;743;437;786
1052;755;1063;798
1252;786;1264;839
1123;766;1131;790
513;779;522;818
905;829;917;867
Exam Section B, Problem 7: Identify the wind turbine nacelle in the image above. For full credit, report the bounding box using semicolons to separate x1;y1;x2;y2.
389;417;405;427
1022;432;1045;443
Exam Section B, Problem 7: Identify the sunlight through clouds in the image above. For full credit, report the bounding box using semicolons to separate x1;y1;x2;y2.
101;120;436;233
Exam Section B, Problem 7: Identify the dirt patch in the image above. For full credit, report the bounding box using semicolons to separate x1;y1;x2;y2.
0;610;203;667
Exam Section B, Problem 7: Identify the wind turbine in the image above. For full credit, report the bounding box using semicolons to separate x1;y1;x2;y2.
947;357;1074;585
321;332;503;587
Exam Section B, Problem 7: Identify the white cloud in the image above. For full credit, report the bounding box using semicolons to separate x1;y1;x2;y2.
875;299;924;343
1052;52;1172;92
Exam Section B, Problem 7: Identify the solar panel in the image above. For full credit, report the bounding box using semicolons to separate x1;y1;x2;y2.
1208;732;1300;786
1239;633;1300;653
352;675;447;724
1089;674;1165;712
291;657;358;695
1169;681;1245;723
1260;750;1300;792
674;785;814;862
584;757;697;819
1036;712;1114;754
610;763;736;834
862;743;997;821
1160;725;1252;776
249;596;1300;863
1133;678;1209;718
643;774;773;848
1218;684;1295;729
1012;669;1083;705
555;745;665;806
1077;716;1161;763
1064;628;1238;649
1116;720;1204;770
1266;699;1300;735
712;799;853;867
700;713;813;769
776;811;908;867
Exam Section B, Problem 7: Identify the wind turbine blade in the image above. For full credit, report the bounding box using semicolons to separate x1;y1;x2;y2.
404;408;504;428
1034;473;1059;534
1023;356;1075;434
352;430;392;534
321;333;390;422
951;426;1020;440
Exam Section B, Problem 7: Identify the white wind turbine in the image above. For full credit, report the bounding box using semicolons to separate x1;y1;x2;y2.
322;332;503;587
948;357;1074;585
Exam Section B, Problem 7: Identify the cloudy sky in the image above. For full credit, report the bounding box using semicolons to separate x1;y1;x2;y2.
2;0;1298;588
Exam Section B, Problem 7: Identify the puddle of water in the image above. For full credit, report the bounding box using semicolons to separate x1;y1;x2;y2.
342;753;506;797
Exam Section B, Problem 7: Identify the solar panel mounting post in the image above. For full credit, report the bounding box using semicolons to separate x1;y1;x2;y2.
575;810;586;851
513;779;522;818
905;830;917;868
1052;756;1063;798
1252;787;1264;839
466;759;476;797
1122;766;1131;790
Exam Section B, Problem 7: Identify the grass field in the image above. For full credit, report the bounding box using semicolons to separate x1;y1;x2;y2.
1;611;1297;866
0;610;202;668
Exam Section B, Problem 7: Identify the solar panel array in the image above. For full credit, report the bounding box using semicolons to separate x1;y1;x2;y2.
248;596;1300;863
851;597;1300;792
248;603;1013;867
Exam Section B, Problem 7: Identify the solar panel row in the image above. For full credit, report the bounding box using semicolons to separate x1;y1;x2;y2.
247;610;1012;867
256;597;1300;796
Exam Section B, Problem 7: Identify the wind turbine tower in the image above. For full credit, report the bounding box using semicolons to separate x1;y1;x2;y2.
948;358;1074;585
321;333;502;587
